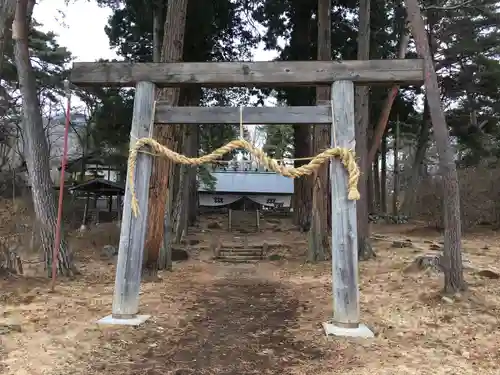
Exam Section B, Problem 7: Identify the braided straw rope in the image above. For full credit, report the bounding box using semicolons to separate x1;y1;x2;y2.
128;138;360;217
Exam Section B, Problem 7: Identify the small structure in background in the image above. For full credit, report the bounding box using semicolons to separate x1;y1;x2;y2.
198;159;294;231
69;179;124;230
61;153;123;182
58;153;125;229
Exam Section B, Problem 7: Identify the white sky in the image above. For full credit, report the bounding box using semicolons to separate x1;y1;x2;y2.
35;0;121;61
34;0;277;63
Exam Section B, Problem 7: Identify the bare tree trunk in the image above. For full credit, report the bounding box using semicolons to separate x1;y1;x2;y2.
308;0;331;262
291;7;314;231
180;88;201;232
12;0;74;276
0;0;16;74
400;103;430;215
401;10;436;216
372;154;380;211
158;179;174;271
393;115;400;215
187;126;199;226
144;0;188;273
158;86;201;268
167;86;201;246
405;0;465;293
152;0;163;63
367;168;374;213
180;168;190;236
367;24;410;166
150;127;182;272
173;130;188;243
356;0;375;259
0;0;16;111
175;171;188;242
293;125;312;231
380;132;387;213
142;0;163;270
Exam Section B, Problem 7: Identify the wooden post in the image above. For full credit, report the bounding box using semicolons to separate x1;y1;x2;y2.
323;80;373;337
97;81;155;325
228;208;232;231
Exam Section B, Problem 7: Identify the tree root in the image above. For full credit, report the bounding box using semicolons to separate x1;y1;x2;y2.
404;253;443;274
358;237;376;261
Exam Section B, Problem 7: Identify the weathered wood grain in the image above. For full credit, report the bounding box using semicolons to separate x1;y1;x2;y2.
155;105;332;124
330;80;360;327
71;59;425;87
112;81;155;319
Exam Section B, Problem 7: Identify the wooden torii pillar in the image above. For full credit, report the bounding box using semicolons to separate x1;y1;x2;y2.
70;60;424;335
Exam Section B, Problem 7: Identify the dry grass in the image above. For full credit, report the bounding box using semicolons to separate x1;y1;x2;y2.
1;214;500;375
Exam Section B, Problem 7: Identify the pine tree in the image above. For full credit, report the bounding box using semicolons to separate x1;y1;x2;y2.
9;0;75;276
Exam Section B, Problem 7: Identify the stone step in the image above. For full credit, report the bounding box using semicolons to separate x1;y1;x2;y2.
217;254;263;260
219;250;263;257
224;245;263;249
218;246;264;254
216;257;261;263
219;246;263;251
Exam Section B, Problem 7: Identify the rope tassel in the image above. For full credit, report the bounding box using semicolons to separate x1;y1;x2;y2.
127;138;360;217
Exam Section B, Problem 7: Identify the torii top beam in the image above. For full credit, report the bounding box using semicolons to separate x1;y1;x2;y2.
70;60;425;87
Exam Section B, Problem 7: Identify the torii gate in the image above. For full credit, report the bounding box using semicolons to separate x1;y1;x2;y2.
70;59;424;337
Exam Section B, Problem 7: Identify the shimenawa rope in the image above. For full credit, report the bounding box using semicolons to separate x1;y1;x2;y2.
127;138;360;217
127;101;360;217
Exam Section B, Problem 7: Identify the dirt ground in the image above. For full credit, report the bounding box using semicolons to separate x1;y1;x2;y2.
1;209;500;375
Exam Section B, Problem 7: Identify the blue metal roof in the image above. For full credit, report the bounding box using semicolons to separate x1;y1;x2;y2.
198;171;294;194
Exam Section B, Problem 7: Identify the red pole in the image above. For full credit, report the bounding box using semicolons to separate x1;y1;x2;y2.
51;80;71;291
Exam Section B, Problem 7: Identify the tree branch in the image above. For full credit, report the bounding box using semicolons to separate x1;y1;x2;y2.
0;0;16;75
422;0;474;10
